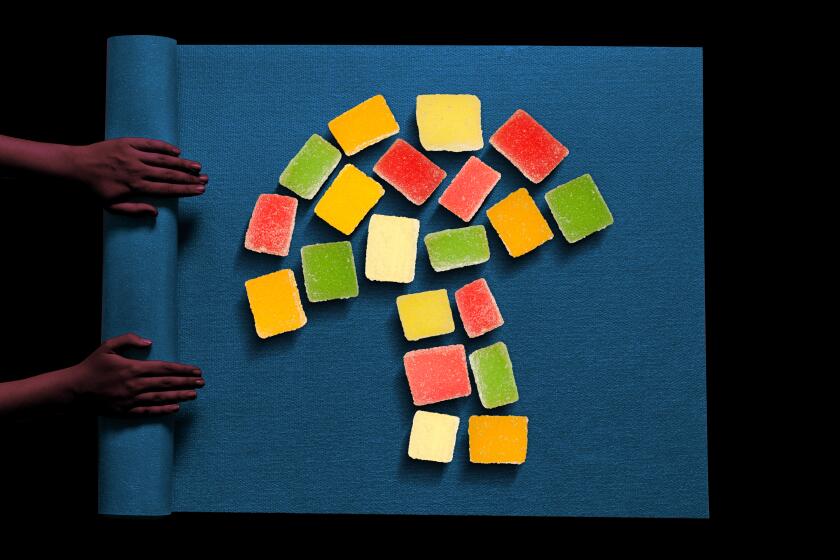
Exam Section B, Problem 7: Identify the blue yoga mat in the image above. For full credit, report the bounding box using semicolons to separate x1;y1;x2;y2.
100;37;707;517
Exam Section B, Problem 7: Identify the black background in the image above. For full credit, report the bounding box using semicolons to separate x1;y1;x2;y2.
0;22;733;539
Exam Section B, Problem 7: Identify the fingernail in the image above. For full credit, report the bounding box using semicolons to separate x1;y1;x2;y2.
191;162;201;170
192;368;202;375
141;338;153;345
200;175;209;182
195;378;205;386
196;186;206;194
189;392;197;399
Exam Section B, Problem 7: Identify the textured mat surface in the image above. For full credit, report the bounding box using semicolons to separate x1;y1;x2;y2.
101;39;706;517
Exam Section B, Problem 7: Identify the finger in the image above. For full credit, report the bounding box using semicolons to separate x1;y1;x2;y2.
102;333;152;352
128;138;181;156
143;167;206;185
133;390;197;405
135;179;206;197
136;360;202;377
139;153;202;174
108;202;159;216
126;404;180;416
134;376;205;392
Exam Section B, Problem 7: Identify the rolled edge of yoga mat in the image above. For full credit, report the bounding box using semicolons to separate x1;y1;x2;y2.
99;35;179;516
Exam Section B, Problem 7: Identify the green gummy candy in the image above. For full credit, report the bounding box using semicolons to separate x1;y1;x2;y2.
279;134;341;199
424;225;490;272
544;173;614;243
469;342;518;409
300;241;359;302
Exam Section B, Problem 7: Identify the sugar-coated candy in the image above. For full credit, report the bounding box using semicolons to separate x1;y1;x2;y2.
244;269;307;338
454;278;504;338
468;415;528;464
365;214;420;283
486;188;554;257
469;342;519;409
404;344;471;406
314;164;384;235
300;241;359;303
396;289;455;341
424;225;490;272
244;194;298;257
544;173;614;243
438;156;501;222
489;109;568;183
328;94;400;156
278;134;341;200
373;139;446;205
407;411;460;463
416;94;483;152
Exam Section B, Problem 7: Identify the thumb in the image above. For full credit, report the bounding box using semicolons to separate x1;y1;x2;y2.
102;333;152;353
108;202;158;217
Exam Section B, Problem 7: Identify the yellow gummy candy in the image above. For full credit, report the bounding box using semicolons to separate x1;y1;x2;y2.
315;164;385;235
396;289;455;341
408;411;460;463
365;214;419;283
328;94;400;156
244;269;307;338
416;94;484;152
486;188;554;257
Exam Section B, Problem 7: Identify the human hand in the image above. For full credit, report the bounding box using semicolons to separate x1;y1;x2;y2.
69;138;208;216
68;333;205;416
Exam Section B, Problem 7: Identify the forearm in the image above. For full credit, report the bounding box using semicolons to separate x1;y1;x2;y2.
0;367;78;419
0;135;79;179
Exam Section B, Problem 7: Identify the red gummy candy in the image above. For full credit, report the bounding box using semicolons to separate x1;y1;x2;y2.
438;156;501;222
403;344;471;406
454;278;504;338
373;139;446;205
244;194;298;257
489;109;569;183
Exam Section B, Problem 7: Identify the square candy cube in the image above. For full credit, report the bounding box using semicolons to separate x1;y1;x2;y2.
404;344;471;406
416;94;483;152
486;188;554;257
490;109;569;183
328;94;400;156
365;214;420;283
314;164;384;235
469;342;519;409
373;139;447;205
244;269;307;338
545;173;614;243
468;415;528;464
244;194;298;257
278;134;341;200
396;289;455;341
407;410;460;463
424;225;490;272
300;241;359;303
454;278;504;338
438;156;501;222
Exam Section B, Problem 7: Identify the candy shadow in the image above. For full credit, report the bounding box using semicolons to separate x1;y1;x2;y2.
550;228;608;267
177;212;198;249
397;430;448;483
234;245;293;279
478;145;526;193
393;371;447;483
303;294;354;322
